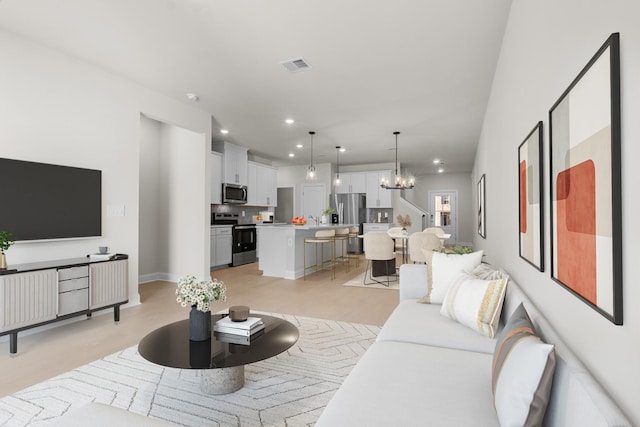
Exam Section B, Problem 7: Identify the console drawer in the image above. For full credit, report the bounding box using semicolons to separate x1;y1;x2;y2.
58;288;89;316
58;277;89;293
58;266;89;281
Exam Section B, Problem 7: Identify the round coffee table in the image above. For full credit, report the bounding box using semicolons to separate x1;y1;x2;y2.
138;313;299;394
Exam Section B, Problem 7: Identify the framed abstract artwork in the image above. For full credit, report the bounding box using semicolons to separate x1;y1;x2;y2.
477;174;486;238
549;33;622;325
518;121;544;271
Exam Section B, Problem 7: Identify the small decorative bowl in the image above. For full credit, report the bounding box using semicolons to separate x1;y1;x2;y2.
229;305;249;322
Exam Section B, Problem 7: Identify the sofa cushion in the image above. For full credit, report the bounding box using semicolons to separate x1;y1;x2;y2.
492;303;556;427
440;274;508;338
377;299;498;354
315;341;499;427
418;250;483;304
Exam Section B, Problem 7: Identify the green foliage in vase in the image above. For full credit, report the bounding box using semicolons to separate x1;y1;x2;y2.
433;245;473;254
0;231;14;252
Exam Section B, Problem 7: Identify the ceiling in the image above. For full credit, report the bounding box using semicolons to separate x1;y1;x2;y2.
0;0;512;175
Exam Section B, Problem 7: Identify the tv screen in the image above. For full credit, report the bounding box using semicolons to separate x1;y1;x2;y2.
0;158;102;241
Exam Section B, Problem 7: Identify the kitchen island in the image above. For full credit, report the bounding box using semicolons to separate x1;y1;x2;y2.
256;224;356;279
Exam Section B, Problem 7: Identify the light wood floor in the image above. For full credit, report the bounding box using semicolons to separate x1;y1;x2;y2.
0;255;399;397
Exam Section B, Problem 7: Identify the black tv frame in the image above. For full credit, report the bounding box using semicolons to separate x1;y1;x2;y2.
0;158;102;242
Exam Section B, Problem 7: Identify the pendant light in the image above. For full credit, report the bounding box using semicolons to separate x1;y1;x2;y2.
381;131;415;190
334;146;342;187
306;131;317;180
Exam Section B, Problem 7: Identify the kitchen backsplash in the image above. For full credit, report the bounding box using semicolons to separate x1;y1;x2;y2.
211;204;272;224
367;208;394;223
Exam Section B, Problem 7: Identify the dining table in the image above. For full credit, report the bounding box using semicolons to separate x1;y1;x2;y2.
386;232;411;264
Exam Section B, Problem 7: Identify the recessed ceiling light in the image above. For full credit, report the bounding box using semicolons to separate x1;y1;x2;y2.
339;147;346;152
438;168;444;173
433;159;440;164
186;93;199;102
296;144;303;149
288;153;295;157
285;118;295;124
220;129;229;134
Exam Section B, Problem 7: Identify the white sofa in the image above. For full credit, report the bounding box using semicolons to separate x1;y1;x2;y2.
316;263;631;426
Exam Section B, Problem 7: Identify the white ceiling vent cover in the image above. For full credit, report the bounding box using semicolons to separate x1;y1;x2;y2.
280;57;312;72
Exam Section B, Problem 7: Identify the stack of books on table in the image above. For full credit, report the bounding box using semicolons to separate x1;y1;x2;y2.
214;316;264;345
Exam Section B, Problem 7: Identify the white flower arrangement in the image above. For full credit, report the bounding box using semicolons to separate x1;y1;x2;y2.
176;275;226;312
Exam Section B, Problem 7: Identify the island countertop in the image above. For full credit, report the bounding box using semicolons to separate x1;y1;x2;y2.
256;224;356;279
256;223;357;230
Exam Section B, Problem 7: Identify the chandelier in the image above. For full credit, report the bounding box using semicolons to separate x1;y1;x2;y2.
380;131;415;190
306;131;316;180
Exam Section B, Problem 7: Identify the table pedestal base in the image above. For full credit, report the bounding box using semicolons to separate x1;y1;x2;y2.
201;366;244;394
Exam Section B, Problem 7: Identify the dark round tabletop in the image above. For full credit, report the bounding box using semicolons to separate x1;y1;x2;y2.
138;314;299;369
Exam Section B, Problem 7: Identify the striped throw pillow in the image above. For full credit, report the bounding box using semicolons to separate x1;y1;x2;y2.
492;303;556;426
439;273;508;338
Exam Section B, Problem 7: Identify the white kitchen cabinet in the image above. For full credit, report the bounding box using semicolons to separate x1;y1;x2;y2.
257;163;277;206
335;172;366;194
210;151;223;204
247;161;277;206
247;162;258;205
89;260;128;309
366;170;393;208
212;141;248;185
211;226;232;268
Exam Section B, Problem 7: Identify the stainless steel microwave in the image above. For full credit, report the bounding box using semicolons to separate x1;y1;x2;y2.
222;183;248;204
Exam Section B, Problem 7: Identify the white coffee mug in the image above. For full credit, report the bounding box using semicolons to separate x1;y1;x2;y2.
98;246;109;254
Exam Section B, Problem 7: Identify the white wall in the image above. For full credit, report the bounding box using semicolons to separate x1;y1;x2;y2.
474;1;640;423
139;116;163;277
403;173;474;243
277;162;332;217
160;123;208;280
139;118;209;283
0;30;212;305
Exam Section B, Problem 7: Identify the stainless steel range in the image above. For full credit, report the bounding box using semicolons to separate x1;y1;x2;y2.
212;213;257;266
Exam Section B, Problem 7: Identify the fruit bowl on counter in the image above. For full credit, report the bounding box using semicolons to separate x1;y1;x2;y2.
292;216;307;226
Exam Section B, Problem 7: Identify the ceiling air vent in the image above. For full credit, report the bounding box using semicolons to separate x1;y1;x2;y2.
280;57;312;72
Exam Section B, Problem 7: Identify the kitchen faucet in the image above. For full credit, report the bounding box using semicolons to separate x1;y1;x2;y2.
308;215;319;226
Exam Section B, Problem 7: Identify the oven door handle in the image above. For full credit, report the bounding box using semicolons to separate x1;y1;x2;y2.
234;225;256;230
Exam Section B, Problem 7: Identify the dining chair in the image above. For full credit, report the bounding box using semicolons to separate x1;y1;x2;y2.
363;232;397;287
408;232;441;263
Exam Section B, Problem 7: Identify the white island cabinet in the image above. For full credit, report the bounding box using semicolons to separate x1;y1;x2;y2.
256;224;354;279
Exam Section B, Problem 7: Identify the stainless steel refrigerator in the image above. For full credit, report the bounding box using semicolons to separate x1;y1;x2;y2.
330;193;366;253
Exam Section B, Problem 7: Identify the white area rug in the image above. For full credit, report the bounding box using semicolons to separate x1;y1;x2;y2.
340;272;399;290
0;313;379;426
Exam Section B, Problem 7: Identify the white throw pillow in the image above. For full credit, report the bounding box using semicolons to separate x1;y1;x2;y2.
422;250;483;304
440;274;508;338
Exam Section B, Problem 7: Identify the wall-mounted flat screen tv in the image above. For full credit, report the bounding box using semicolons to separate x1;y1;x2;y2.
0;158;101;241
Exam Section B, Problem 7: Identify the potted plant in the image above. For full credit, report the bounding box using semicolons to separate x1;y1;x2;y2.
321;207;336;224
396;214;412;234
176;275;226;341
0;231;14;270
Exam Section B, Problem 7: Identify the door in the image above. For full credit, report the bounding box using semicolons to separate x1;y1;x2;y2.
301;183;326;222
428;191;458;244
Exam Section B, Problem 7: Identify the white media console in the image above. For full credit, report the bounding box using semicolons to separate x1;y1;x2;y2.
0;254;128;354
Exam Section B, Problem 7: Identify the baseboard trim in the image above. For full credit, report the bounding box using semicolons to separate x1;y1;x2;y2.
138;272;178;284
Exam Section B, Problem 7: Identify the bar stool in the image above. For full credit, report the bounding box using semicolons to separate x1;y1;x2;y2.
333;227;351;273
304;229;336;280
347;226;360;267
